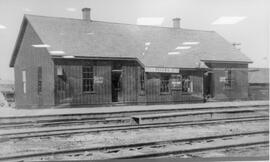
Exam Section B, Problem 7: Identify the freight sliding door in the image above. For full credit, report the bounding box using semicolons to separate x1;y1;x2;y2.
111;63;123;103
55;66;72;106
111;70;123;102
122;65;138;103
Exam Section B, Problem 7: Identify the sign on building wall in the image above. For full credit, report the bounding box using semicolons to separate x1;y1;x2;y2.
145;67;179;73
171;81;182;88
220;77;226;82
94;76;104;84
57;66;63;76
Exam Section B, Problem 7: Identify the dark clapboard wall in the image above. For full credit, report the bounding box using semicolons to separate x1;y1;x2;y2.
54;60;112;106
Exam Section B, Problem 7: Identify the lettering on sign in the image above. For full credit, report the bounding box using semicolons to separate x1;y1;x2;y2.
220;77;226;82
94;76;103;84
145;67;179;73
172;81;181;85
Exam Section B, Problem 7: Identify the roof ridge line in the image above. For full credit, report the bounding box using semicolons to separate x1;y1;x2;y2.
24;14;214;32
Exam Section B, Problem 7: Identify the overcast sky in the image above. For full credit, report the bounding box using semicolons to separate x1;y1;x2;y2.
0;0;269;81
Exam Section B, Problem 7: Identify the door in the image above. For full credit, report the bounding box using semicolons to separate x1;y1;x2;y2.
204;72;214;98
56;74;72;105
37;67;43;106
111;70;122;102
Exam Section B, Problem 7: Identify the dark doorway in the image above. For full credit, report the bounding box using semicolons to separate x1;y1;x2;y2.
111;64;123;102
37;66;43;106
204;72;214;98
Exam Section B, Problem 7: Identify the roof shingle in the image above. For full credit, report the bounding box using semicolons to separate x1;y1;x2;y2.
11;15;252;68
248;68;269;84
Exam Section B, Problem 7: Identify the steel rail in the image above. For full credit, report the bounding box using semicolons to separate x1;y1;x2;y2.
0;118;130;129
0;116;268;141
116;141;269;159
0;105;267;124
1;107;267;129
0;107;268;130
0;131;268;161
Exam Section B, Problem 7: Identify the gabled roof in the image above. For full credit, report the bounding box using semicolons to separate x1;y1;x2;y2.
10;14;252;68
248;68;269;84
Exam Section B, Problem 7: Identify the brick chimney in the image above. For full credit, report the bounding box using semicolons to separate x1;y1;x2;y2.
172;18;181;28
82;8;91;20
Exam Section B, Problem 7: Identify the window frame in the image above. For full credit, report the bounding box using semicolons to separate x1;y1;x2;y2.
224;69;233;89
181;75;193;93
160;74;171;94
171;74;182;90
22;70;26;94
82;66;94;93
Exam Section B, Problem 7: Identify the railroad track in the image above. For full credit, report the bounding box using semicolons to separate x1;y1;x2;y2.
0;117;130;130
0;106;268;129
0;116;268;141
0;131;268;161
0;105;267;125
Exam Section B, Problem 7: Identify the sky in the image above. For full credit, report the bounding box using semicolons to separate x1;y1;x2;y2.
0;0;269;81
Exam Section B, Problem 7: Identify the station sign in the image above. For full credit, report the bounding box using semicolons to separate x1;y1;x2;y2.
172;81;181;85
219;77;226;82
145;67;179;73
171;81;182;89
94;76;104;84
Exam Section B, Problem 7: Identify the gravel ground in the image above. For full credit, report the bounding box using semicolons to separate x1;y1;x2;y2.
0;120;268;158
14;131;269;161
49;133;268;160
175;144;269;158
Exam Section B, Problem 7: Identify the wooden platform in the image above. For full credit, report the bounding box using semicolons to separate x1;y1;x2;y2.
0;100;268;119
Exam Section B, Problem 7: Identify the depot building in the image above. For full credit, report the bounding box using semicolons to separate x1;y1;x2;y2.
10;8;252;108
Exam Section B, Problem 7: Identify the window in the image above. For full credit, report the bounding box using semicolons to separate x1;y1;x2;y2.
82;66;94;92
22;70;26;94
171;74;182;90
37;67;42;94
140;68;145;92
160;74;170;93
182;75;193;93
225;69;232;88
